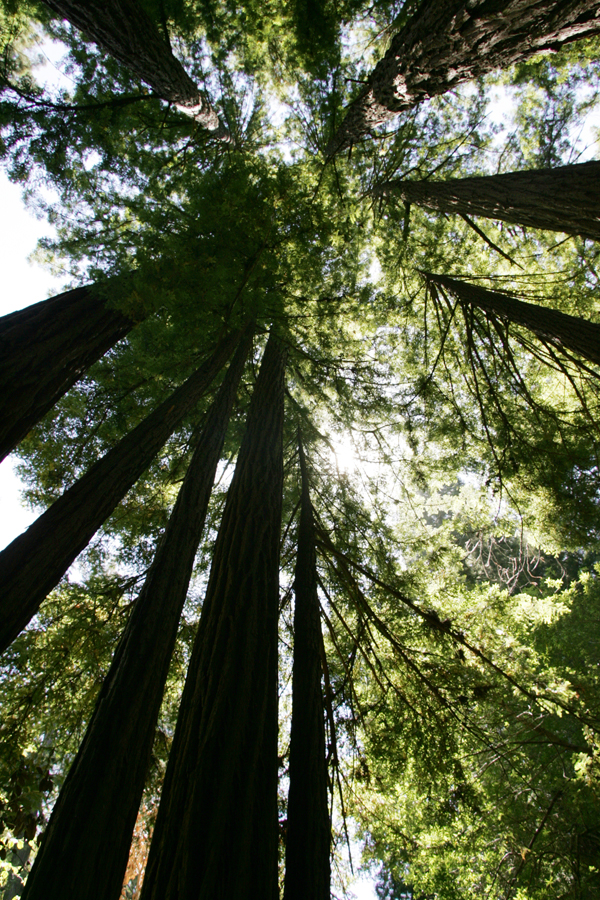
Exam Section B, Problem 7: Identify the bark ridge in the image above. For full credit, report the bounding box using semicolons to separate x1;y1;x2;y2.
140;329;287;900
377;161;600;242
41;0;230;138
426;271;600;368
20;330;253;900
329;0;600;154
0;329;239;653
0;284;137;462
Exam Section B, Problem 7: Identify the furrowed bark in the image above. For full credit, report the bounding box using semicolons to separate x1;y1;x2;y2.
0;328;239;654
283;433;331;900
376;161;600;242
425;272;600;367
21;329;253;900
41;0;230;138
0;284;140;462
328;0;600;155
140;329;287;900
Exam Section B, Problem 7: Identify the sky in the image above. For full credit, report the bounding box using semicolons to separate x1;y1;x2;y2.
0;171;63;551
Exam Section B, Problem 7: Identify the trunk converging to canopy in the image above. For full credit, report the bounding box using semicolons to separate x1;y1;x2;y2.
0;328;239;653
425;271;600;369
41;0;230;138
0;284;140;462
329;0;600;154
283;433;331;900
139;329;287;900
376;161;600;242
20;329;253;900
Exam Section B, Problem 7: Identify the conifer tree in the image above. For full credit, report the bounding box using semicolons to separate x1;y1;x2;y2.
139;329;287;900
329;0;600;154
40;0;230;138
0;283;141;462
19;329;253;900
2;3;600;897
424;271;600;368
375;160;600;241
0;328;239;653
284;433;331;900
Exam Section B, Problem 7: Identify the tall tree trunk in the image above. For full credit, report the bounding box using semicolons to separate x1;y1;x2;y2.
328;0;600;155
376;161;600;242
21;330;253;900
140;329;287;900
0;328;239;654
0;284;140;463
425;271;600;367
283;433;331;900
40;0;230;138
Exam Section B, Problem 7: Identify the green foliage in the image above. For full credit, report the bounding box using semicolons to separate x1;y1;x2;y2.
1;3;600;897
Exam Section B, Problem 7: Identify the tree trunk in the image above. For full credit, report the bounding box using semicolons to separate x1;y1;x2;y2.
20;330;253;900
328;0;600;155
283;433;331;900
41;0;230;138
0;328;240;654
376;161;600;242
425;271;600;367
139;329;287;900
0;284;140;463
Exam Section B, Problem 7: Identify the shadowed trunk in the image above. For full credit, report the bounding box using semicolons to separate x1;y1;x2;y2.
0;328;240;654
284;433;331;900
20;330;253;900
376;161;600;242
425;272;600;367
0;284;140;462
329;0;600;155
139;329;287;900
41;0;230;137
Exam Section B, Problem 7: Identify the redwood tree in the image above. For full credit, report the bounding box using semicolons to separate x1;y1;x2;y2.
284;433;331;900
375;161;600;242
0;283;141;462
40;0;230;138
0;327;239;654
139;329;287;900
424;271;600;368
20;329;253;900
328;0;600;154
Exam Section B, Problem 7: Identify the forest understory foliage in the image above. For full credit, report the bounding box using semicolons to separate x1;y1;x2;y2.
1;0;600;898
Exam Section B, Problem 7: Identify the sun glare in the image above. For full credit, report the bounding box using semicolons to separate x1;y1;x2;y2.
331;434;359;473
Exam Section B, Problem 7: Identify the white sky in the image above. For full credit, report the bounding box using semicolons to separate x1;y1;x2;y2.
0;171;64;550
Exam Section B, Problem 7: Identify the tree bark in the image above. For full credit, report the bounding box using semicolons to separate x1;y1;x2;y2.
139;329;287;900
328;0;600;155
376;161;600;242
425;271;600;367
0;328;240;654
21;329;253;900
283;433;331;900
41;0;230;138
0;284;140;463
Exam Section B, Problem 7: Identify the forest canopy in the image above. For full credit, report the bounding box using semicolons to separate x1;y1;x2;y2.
1;1;600;898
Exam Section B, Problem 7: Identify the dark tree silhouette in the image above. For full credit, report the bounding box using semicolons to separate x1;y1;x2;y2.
0;284;141;462
376;161;600;242
425;271;600;368
20;330;253;900
0;328;239;653
140;329;287;900
284;433;331;900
